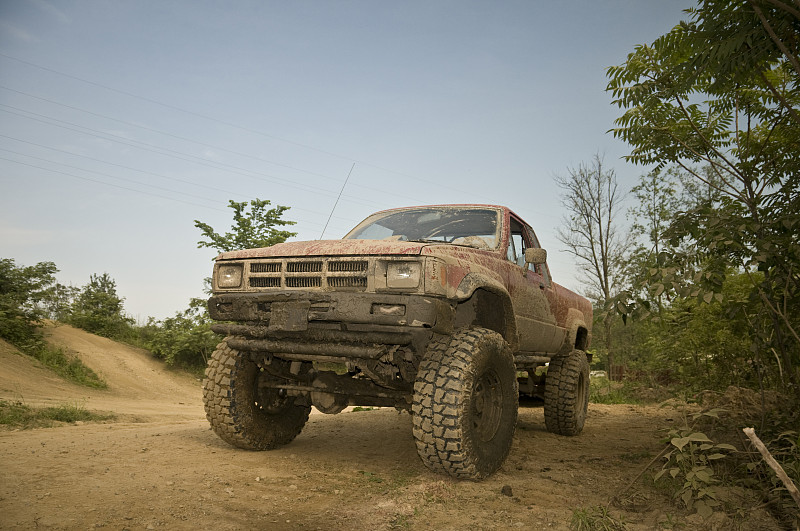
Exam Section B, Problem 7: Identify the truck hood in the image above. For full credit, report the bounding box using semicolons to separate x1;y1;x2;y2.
216;239;430;260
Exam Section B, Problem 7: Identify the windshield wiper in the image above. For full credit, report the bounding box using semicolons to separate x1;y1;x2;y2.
407;238;447;244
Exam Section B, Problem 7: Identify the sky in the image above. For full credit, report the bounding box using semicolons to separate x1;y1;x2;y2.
0;0;690;322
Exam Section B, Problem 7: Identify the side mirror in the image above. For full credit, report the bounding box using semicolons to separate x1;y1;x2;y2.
524;248;547;266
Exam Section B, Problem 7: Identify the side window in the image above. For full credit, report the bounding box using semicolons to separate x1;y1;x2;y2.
507;218;534;271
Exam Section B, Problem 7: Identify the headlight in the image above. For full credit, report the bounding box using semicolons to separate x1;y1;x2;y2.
217;263;243;288
387;261;421;289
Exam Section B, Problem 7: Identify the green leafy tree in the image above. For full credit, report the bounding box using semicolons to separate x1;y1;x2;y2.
194;198;297;253
42;283;79;321
144;199;297;368
607;0;800;390
67;273;133;338
624;167;684;310
0;258;57;343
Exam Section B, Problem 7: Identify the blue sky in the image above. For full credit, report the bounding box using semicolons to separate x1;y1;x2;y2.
1;1;689;320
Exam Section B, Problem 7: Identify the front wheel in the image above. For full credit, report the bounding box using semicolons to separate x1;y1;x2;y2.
202;338;311;450
544;349;590;436
412;328;518;479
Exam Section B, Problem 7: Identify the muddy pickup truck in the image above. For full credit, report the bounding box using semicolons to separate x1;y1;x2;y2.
203;204;592;479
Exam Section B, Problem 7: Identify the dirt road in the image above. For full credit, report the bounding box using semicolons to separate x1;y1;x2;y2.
0;324;755;530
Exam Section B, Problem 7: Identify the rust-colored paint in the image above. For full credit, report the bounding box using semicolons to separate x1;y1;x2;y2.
213;204;592;354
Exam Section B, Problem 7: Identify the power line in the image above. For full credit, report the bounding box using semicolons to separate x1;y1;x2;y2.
0;84;339;183
0;84;441;207
0;134;358;223
0;105;385;210
0;155;226;212
0;52;465;198
0;154;353;233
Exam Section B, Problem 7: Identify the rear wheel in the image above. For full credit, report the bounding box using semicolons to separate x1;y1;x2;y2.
412;328;518;479
544;349;589;436
203;338;310;450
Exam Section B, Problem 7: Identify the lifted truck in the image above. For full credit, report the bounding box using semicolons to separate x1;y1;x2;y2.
203;204;592;479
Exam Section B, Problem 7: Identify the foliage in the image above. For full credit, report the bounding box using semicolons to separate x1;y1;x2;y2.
589;377;641;405
42;282;79;321
0;258;58;343
141;298;220;368
0;399;114;429
607;1;800;391
194;198;297;253
162;197;298;368
66;273;134;339
654;410;737;518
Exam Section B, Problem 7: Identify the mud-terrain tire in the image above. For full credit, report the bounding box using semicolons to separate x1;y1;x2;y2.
203;338;311;450
412;328;518;479
544;349;590;436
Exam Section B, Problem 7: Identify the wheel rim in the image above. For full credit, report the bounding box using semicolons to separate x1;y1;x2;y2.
471;369;504;442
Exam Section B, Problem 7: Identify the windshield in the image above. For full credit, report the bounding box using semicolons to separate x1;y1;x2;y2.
345;207;501;249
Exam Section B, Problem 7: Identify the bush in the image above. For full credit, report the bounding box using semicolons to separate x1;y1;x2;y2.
140;299;220;369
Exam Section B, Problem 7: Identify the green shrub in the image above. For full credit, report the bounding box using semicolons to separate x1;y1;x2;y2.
0;400;114;428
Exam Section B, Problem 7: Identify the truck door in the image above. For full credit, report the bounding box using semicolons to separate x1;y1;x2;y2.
505;217;558;352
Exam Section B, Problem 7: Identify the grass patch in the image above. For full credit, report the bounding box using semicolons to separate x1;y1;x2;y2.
589;377;640;404
570;505;627;530
36;344;107;389
14;337;106;389
0;399;115;429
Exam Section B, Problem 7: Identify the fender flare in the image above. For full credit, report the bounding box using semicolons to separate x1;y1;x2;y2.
557;307;589;356
454;272;519;351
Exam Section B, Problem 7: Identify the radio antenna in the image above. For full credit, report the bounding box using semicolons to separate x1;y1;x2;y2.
320;162;355;239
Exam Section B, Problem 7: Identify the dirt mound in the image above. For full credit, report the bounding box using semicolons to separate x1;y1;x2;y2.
0;323;203;420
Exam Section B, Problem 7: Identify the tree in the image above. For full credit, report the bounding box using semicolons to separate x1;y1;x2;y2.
67;273;133;338
0;258;57;344
624;167;684;310
194;198;297;253
142;299;217;367
142;198;297;368
555;155;628;378
607;0;800;390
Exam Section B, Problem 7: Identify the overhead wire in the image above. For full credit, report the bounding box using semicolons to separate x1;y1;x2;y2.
0;84;442;207
0;105;386;214
0;134;358;223
0;52;465;198
0;152;349;232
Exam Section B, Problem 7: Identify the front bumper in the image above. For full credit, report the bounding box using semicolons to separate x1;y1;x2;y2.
208;291;455;333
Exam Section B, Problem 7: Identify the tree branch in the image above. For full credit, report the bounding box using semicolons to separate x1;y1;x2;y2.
743;427;800;509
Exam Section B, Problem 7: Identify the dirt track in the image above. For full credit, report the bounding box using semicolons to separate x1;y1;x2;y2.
0;324;765;530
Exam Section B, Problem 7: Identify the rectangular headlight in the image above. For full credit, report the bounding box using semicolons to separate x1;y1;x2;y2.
217;263;243;288
387;261;421;289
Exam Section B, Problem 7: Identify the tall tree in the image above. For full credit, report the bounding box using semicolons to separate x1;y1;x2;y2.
607;0;800;390
624;167;685;311
194;198;297;253
555;155;627;377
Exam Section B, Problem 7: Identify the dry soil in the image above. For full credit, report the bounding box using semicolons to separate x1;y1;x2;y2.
0;324;781;530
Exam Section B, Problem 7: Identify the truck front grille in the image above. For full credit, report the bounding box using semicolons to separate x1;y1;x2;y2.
247;258;369;291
